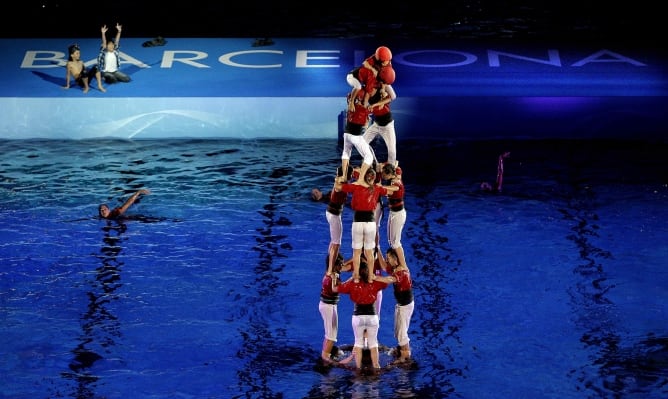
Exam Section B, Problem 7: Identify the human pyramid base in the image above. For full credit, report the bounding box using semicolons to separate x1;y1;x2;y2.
317;46;415;373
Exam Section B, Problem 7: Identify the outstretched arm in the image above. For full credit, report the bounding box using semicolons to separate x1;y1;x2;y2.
114;23;122;46
369;85;396;110
101;25;108;48
341;258;353;273
373;275;396;284
116;189;150;216
379;184;399;193
495;151;510;191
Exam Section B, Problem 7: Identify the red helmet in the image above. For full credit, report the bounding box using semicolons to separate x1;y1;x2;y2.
375;46;392;62
378;66;396;85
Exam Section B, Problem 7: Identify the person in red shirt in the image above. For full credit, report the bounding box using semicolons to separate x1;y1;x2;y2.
346;65;379;112
364;46;393;73
379;247;414;363
336;168;398;283
346;46;393;111
319;253;352;363
380;163;407;268
341;90;375;185
363;66;398;167
311;166;353;278
333;260;395;371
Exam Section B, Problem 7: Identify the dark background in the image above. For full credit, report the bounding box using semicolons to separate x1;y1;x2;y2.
3;0;662;43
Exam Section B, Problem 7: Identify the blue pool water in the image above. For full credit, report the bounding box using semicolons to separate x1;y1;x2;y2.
1;138;667;399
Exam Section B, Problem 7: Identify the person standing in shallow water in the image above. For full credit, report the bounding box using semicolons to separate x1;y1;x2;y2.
379;247;414;363
99;189;150;219
332;260;395;371
319;252;351;363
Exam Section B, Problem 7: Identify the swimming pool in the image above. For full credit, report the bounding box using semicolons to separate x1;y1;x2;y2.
1;138;667;398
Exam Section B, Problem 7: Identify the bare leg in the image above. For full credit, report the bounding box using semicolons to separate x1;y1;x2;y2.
394;245;408;269
327;243;340;274
363;247;375;282
348;88;359;112
95;71;106;92
82;77;90;93
341;159;350;183
399;344;411;361
354;346;363;369
327;243;341;289
338;353;355;365
374;201;382;249
370;347;381;369
354;162;371;185
321;338;335;362
352;248;362;282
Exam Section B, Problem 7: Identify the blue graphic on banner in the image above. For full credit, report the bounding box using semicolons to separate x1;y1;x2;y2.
1;38;667;139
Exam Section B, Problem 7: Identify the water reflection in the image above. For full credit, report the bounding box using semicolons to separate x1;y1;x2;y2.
3;139;667;399
60;221;126;398
406;183;464;398
559;164;668;397
232;165;308;398
599;335;668;395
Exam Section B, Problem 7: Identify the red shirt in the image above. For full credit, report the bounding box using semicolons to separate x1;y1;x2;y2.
320;274;340;304
356;66;378;95
387;179;404;211
347;99;370;125
368;87;392;117
340;183;388;212
327;189;347;215
393;269;412;291
337;279;388;305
